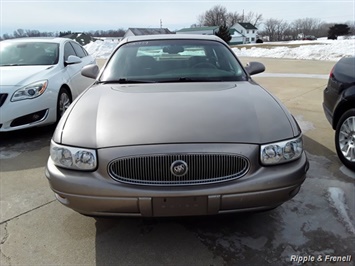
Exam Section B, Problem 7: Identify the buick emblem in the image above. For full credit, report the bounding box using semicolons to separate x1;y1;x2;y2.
170;160;188;177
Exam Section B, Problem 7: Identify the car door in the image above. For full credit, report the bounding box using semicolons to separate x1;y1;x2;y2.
63;41;95;99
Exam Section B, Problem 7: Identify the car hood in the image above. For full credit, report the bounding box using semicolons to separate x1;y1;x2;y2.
0;65;56;86
57;82;300;148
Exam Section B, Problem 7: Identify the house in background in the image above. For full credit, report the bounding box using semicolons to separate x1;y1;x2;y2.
176;26;219;35
176;26;245;44
232;22;258;43
99;37;122;42
229;28;245;45
123;28;173;38
176;24;258;45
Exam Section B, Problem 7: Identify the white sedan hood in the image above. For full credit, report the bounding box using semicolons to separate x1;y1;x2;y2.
0;65;55;86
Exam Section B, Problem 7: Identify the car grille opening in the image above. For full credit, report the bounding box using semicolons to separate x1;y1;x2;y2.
0;94;8;107
108;154;249;186
10;109;48;127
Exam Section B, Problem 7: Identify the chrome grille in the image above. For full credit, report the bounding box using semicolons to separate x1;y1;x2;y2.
108;154;249;186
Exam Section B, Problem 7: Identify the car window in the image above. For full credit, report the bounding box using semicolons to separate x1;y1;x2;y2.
70;41;87;58
64;42;76;61
82;46;89;56
100;39;247;83
0;42;59;66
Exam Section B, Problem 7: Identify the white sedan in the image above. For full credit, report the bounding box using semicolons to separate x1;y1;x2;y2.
0;37;96;131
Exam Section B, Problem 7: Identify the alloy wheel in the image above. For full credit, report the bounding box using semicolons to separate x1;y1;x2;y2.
338;115;355;162
58;89;71;119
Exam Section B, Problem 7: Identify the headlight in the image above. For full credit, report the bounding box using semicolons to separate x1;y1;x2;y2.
11;80;48;101
50;140;97;171
260;136;303;165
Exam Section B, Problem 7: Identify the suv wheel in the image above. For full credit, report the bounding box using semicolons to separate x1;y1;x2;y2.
335;108;355;171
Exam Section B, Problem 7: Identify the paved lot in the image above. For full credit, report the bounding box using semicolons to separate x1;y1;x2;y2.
0;58;354;266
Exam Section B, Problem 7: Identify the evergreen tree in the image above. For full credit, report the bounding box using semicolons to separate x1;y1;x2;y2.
328;24;350;39
215;24;232;43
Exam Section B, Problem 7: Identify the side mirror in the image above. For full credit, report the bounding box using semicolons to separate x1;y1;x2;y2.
81;64;100;79
245;62;265;76
65;55;82;66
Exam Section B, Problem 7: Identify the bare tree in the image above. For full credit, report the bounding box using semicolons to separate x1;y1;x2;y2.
261;19;278;41
2;33;13;40
227;11;242;27
197;5;264;28
346;20;355;35
13;29;26;38
243;11;263;27
317;22;334;38
276;20;290;40
198;5;229;26
260;18;289;41
291;18;323;37
25;29;41;37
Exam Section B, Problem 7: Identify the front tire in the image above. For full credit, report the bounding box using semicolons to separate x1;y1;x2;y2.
335;108;355;171
57;87;72;121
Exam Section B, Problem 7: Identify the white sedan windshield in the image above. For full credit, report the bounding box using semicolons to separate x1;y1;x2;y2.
0;42;59;66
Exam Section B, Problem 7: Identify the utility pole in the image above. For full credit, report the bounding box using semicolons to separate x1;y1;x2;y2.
160;19;162;28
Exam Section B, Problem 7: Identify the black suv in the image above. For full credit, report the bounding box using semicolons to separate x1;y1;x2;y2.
323;56;355;171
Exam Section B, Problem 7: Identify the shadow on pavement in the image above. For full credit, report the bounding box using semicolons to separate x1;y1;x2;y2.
94;212;278;265
0;125;55;171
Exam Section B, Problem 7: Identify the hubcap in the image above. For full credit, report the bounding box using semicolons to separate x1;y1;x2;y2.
59;92;70;117
338;116;355;162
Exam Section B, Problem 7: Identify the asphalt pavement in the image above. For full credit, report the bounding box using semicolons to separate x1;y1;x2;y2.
0;57;354;266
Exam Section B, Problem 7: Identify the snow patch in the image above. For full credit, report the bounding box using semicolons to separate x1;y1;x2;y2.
85;40;118;59
327;187;355;235
0;150;22;159
294;115;315;133
232;39;354;61
85;38;355;61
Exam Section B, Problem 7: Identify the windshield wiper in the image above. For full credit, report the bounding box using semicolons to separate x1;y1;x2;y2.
100;78;156;84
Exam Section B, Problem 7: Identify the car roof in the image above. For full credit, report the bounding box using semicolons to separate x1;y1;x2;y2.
2;37;72;44
124;34;225;44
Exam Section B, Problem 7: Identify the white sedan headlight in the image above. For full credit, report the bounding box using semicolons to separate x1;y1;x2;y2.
260;136;303;165
11;80;48;101
50;141;97;170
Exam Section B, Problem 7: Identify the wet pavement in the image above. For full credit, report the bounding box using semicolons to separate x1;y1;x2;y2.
0;58;354;266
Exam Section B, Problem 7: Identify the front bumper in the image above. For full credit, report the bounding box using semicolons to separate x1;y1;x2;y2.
46;143;309;217
0;93;56;131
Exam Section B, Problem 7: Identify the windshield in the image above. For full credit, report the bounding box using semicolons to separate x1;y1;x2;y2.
0;42;59;66
100;39;247;83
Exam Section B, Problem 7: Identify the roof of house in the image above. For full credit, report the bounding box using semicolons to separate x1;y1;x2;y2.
126;28;173;35
176;26;219;32
229;28;245;37
237;23;258;30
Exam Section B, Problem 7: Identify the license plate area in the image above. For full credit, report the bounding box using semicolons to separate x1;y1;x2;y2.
152;196;207;216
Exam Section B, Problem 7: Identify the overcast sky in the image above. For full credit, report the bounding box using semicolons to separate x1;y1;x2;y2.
1;0;354;35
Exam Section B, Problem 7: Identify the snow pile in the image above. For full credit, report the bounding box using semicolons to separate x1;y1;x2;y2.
232;39;355;61
85;38;355;61
85;40;119;59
